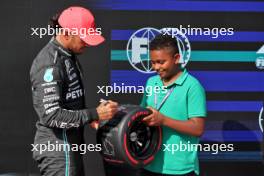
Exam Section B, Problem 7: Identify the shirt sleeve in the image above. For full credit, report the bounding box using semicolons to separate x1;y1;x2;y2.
31;65;99;129
187;81;207;118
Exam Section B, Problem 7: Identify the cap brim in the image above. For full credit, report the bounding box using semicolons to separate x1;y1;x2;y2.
82;34;105;46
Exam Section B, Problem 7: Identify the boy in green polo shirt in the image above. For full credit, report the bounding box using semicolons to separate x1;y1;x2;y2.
140;34;207;176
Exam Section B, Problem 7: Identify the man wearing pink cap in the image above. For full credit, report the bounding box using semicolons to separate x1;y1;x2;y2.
30;6;117;176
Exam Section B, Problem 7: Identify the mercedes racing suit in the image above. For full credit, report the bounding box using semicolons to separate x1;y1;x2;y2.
30;38;99;176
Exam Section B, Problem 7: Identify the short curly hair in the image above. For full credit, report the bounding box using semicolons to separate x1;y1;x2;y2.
150;34;179;56
48;11;62;36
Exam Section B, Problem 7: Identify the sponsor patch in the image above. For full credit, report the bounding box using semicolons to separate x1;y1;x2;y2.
44;68;54;82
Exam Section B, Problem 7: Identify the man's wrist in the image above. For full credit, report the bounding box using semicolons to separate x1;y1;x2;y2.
87;108;99;121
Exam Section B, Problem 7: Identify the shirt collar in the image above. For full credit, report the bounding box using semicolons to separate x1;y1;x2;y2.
50;37;73;57
174;69;188;85
154;69;189;88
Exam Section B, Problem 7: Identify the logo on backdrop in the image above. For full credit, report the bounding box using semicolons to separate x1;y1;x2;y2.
126;27;191;74
259;107;263;133
256;45;264;70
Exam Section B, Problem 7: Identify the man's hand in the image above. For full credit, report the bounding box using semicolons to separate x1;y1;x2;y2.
143;107;164;126
96;100;118;120
90;121;99;129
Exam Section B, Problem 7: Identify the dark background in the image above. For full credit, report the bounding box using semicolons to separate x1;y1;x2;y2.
0;0;110;175
0;0;263;176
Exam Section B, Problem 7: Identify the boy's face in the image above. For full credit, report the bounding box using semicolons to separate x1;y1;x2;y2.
150;49;180;80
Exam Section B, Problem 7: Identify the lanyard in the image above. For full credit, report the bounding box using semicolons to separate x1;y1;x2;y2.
154;85;175;111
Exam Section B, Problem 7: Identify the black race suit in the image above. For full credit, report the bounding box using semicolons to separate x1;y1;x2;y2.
30;38;99;176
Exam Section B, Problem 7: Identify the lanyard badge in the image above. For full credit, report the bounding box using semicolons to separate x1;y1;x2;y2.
154;86;175;111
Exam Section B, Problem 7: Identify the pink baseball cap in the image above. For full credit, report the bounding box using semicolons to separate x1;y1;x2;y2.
58;6;105;46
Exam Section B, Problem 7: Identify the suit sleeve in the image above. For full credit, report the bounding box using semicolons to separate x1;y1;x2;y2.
31;65;99;129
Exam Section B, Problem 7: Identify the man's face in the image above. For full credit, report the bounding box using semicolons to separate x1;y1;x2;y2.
150;49;180;80
68;35;87;54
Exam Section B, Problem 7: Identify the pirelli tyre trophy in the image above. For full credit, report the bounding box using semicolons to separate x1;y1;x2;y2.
96;104;162;168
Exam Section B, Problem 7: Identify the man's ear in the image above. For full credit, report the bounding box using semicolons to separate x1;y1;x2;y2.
174;53;181;64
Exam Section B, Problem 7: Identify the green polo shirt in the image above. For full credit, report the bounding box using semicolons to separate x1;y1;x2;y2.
141;69;206;175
